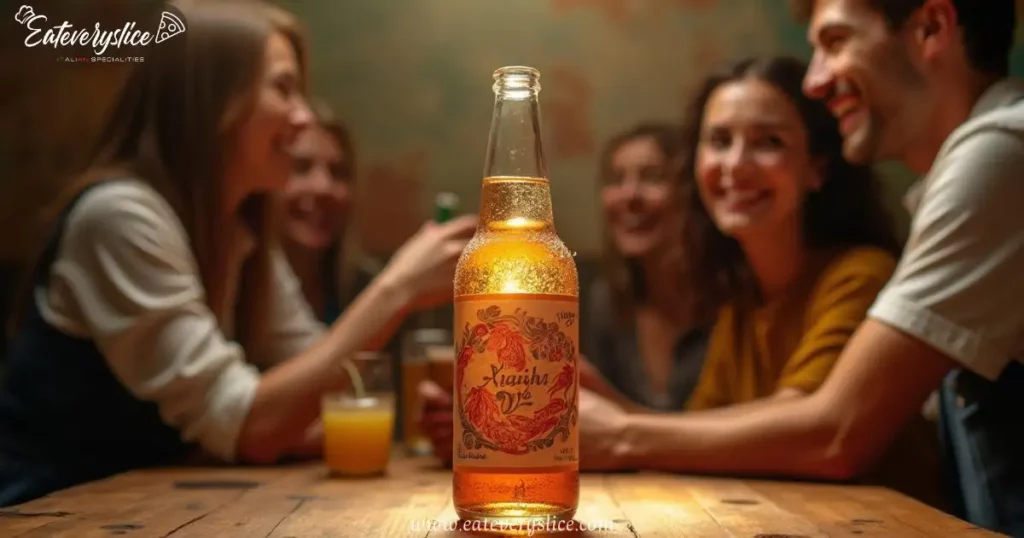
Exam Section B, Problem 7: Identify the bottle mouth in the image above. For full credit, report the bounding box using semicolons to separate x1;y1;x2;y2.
493;65;541;98
494;65;540;79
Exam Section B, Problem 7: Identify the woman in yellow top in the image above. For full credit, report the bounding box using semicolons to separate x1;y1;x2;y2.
578;55;945;505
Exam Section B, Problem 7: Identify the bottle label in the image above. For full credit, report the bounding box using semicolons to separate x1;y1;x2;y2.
453;294;579;469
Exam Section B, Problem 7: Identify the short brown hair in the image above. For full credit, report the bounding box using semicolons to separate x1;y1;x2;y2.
792;0;1015;76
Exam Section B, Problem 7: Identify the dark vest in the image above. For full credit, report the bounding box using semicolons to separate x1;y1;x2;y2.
0;184;192;507
938;361;1024;537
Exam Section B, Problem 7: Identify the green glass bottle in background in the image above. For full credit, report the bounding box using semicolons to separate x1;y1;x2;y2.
435;192;460;223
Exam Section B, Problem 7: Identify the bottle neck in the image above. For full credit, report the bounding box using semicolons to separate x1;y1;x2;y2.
480;68;553;232
478;177;554;231
483;93;547;181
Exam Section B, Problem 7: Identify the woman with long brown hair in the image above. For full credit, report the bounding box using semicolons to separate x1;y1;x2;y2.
578;56;944;506
0;0;473;506
278;99;376;324
581;123;709;411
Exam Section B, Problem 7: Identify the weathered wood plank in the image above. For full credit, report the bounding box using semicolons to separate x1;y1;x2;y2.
1;490;154;537
39;465;294;501
605;474;729;538
4;464;316;538
751;481;933;537
683;477;829;538
266;488;449;538
0;456;992;537
837;485;1004;537
159;465;325;538
575;474;631;530
263;462;453;538
14;489;244;538
0;512;67;538
163;491;304;538
162;456;451;537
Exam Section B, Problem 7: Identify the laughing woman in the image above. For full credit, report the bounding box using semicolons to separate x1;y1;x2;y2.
0;0;470;506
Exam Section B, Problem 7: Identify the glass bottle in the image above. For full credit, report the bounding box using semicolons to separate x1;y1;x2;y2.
452;65;580;525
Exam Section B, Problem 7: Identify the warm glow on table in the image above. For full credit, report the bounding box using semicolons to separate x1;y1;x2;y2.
9;456;991;537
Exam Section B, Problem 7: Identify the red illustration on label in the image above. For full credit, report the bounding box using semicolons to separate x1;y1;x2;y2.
454;296;579;467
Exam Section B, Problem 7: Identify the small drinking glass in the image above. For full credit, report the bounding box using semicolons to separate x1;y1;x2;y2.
322;351;395;477
401;329;452;456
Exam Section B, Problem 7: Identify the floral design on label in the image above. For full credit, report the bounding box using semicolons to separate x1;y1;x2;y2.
455;297;579;466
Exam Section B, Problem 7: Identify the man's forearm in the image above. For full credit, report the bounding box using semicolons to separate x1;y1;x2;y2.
615;321;960;482
620;395;849;479
681;388;806;420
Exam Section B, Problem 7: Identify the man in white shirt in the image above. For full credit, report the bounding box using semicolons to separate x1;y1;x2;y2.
569;0;1023;535
796;0;1024;532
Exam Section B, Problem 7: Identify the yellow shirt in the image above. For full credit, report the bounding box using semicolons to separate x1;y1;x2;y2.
686;246;896;410
685;245;947;509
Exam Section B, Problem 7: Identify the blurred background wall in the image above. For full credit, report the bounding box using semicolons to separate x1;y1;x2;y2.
4;0;1024;266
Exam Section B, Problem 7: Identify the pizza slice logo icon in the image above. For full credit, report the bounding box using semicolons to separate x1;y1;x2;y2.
155;11;186;44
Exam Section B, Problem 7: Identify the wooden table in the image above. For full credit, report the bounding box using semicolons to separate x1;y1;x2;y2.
0;454;1002;537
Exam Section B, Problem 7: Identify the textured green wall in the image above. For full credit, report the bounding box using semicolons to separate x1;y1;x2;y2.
281;0;981;255
4;0;1024;260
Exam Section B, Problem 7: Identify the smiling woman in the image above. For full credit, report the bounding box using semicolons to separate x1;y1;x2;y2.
0;0;471;509
681;55;899;323
581;123;710;413
0;0;320;507
640;55;943;505
679;54;901;411
278;99;366;324
276;97;477;334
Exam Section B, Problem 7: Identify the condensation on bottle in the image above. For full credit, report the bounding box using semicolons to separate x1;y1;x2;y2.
451;66;581;525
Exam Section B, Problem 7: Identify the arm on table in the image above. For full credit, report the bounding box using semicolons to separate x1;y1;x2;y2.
609;246;897;472
616;320;956;479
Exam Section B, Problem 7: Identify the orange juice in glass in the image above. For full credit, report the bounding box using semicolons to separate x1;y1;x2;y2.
322;351;395;477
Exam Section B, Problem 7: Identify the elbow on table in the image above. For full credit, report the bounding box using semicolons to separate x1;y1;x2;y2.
812;426;881;482
815;450;865;482
235;421;292;465
237;442;283;465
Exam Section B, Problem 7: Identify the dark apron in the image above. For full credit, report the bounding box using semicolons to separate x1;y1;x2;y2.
0;181;192;507
939;361;1024;537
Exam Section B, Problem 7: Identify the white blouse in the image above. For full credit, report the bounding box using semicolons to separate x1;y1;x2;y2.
36;179;326;462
